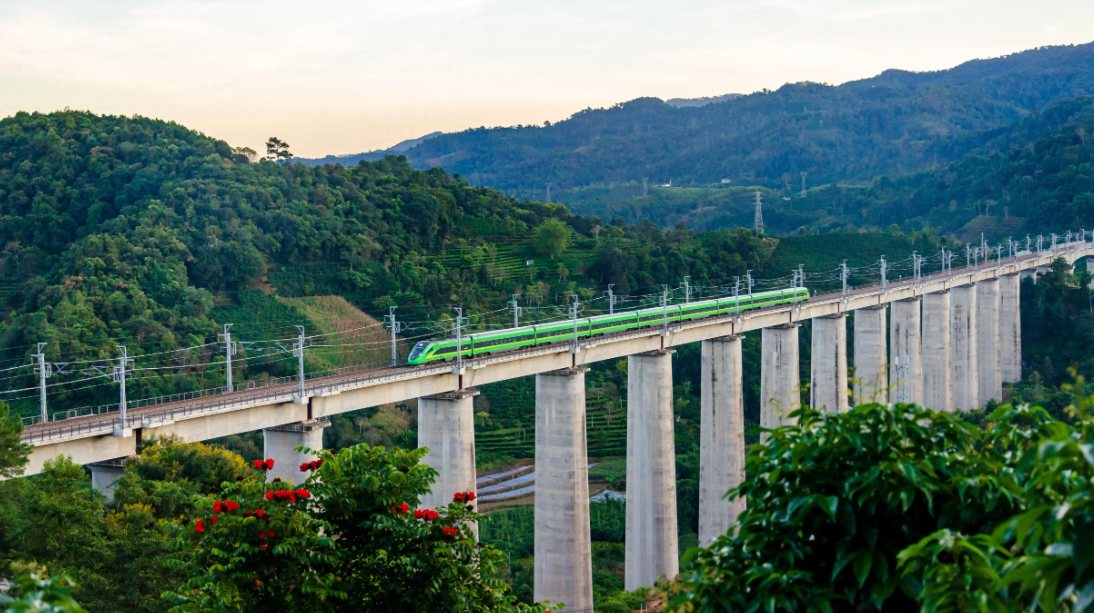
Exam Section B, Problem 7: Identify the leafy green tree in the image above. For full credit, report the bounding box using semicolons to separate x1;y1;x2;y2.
113;437;252;520
95;503;185;613
264;137;291;162
13;457;105;572
671;400;1094;612
534;218;570;259
1;574;87;613
230;147;257;164
0;401;30;478
163;471;337;612
904;402;1094;613
670;404;1019;611
167;444;551;613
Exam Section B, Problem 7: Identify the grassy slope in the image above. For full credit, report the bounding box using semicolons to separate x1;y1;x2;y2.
279;295;391;371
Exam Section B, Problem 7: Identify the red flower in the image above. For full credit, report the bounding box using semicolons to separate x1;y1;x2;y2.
253;459;264;470
267;529;275;538
308;460;317;470
392;506;398;514
442;526;458;537
259;531;267;539
210;516;218;525
212;501;223;513
255;579;261;588
225;500;240;512
264;458;275;470
467;491;476;501
260;543;268;549
195;519;204;533
256;509;267;519
400;502;409;514
427;509;439;521
453;492;463;503
245;510;254;518
413;510;424;520
264;491;275;501
315;458;323;468
295;488;311;500
299;462;309;472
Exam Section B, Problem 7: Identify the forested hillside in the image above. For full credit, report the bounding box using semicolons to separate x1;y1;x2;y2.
321;42;1094;196
4;109;1094;613
569;96;1094;240
0;110;775;417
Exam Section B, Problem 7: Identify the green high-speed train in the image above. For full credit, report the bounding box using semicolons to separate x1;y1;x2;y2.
407;287;809;365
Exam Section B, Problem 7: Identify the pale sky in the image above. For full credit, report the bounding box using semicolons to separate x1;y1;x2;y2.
2;0;1093;158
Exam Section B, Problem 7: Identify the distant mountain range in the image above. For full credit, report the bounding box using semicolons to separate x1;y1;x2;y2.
298;131;443;167
299;41;1094;203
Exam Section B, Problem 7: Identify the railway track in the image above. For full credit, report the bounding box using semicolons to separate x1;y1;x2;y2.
18;245;1075;445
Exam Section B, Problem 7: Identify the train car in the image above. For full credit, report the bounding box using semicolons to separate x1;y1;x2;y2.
407;286;808;365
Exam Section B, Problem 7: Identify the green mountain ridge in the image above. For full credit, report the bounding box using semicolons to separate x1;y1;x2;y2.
566;96;1094;240
302;42;1094;198
1;106;1091;424
0;110;774;416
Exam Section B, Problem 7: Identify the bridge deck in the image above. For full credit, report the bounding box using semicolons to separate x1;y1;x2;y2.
15;243;1092;476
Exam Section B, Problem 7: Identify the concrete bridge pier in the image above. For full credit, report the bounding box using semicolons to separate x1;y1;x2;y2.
89;458;128;501
534;367;594;612
921;291;953;412
810;314;848;414
418;390;478;517
698;336;746;547
761;324;800;437
977;280;1002;404
1000;274;1022;383
264;418;327;484
853;306;888;404
890;298;922;405
625;349;679;590
952;285;979;410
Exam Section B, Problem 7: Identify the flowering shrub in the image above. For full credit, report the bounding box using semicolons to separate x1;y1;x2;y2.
453;491;477;504
413;509;439;521
164;473;337;613
167;444;552;613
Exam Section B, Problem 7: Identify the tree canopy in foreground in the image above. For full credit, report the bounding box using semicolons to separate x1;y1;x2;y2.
669;398;1094;613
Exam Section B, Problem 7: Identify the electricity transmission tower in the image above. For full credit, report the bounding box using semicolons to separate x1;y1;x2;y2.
753;191;764;235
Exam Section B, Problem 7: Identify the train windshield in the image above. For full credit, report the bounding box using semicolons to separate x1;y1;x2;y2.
408;341;431;362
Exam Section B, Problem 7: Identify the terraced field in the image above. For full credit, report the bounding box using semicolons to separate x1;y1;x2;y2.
475;393;627;459
426;235;603;289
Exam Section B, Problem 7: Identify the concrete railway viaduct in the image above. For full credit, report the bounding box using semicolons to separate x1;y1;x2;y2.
14;237;1094;612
